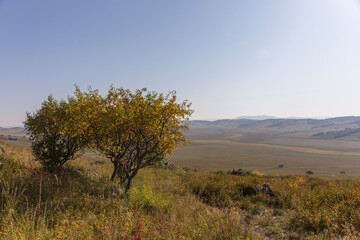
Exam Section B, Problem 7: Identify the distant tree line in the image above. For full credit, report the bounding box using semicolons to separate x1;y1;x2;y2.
313;127;360;139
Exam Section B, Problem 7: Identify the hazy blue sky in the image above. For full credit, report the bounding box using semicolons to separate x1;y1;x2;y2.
1;0;360;126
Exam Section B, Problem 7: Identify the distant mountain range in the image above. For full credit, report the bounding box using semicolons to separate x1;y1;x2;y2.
235;115;277;120
0;127;27;136
3;116;360;140
191;116;360;125
188;116;360;140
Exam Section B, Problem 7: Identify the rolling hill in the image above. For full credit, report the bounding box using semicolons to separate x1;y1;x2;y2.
172;116;360;176
0;127;27;136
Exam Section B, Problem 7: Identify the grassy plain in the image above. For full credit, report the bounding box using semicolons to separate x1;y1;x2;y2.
3;127;360;178
170;124;360;177
0;123;360;178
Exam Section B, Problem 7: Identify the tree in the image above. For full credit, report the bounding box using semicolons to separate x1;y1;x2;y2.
74;86;193;192
24;95;85;171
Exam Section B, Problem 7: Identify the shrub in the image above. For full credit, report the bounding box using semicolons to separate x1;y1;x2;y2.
128;185;173;213
24;96;86;172
290;181;360;234
73;86;193;192
0;154;21;175
216;170;226;175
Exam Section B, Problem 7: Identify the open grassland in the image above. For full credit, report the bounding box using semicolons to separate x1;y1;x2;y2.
170;128;360;177
193;139;360;156
4;127;360;178
0;135;31;149
170;139;360;177
1;142;360;239
5;132;360;178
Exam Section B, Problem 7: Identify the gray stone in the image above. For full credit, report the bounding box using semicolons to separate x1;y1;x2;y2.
231;169;243;176
231;169;252;176
111;186;123;197
0;147;5;154
85;170;99;178
253;183;275;197
164;161;179;170
261;183;274;197
75;170;84;176
90;160;105;166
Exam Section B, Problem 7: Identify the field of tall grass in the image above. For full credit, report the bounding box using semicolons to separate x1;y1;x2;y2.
1;141;360;239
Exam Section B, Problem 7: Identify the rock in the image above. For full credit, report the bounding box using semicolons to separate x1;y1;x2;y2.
231;169;244;176
253;183;275;197
74;170;84;176
261;183;274;197
74;169;100;179
254;186;261;192
111;186;123;197
164;161;179;170
90;160;105;166
0;146;5;154
85;170;99;178
231;169;252;176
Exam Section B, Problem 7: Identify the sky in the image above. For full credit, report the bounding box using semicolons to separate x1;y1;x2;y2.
1;0;360;126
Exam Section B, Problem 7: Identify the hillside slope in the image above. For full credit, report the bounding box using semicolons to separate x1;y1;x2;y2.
1;142;360;239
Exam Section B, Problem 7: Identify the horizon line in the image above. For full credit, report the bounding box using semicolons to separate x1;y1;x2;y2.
3;115;360;128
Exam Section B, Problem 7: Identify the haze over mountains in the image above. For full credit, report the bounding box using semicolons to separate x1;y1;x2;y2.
0;127;27;136
189;116;360;141
236;115;277;120
3;116;360;141
168;115;360;176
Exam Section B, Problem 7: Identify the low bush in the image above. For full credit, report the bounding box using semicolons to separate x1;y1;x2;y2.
128;184;173;213
187;172;360;236
0;154;22;176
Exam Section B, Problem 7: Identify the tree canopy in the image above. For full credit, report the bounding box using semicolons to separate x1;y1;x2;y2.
73;86;193;191
24;86;192;191
24;96;86;171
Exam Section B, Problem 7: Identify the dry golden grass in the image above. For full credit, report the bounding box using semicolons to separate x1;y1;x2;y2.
171;138;360;177
0;141;35;167
2;141;360;239
193;139;360;156
0;143;257;240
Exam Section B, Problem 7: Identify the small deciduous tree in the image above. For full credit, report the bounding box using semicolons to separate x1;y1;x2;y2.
74;86;193;192
24;96;85;171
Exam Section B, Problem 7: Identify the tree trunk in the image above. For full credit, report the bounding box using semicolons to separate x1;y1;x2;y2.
124;174;135;193
111;163;119;181
125;179;132;193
